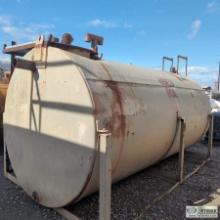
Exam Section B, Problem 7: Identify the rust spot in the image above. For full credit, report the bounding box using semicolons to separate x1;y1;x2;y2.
104;80;126;138
94;63;127;173
158;78;178;98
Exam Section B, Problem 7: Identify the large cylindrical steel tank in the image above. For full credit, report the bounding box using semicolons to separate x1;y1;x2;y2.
4;47;210;208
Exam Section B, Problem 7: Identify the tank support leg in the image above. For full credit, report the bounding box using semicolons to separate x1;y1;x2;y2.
178;117;186;183
98;129;112;220
208;114;214;158
178;113;213;183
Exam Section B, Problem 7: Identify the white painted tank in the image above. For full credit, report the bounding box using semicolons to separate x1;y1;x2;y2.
4;46;210;208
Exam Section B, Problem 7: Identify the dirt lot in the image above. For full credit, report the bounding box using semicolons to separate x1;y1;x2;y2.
0;141;220;220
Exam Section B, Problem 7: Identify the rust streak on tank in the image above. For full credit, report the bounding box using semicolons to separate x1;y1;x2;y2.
98;62;126;173
99;62;126;138
104;80;126;138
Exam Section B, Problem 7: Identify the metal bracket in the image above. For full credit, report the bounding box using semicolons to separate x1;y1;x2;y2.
10;41;16;75
33;35;48;69
34;35;44;61
84;33;104;59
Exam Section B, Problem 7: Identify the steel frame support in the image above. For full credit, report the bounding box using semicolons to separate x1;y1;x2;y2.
98;129;112;220
177;113;213;183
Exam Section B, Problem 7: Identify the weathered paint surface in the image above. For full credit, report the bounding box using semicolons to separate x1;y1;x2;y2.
4;47;210;208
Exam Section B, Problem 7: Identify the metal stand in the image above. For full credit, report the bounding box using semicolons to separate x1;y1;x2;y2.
99;129;112;220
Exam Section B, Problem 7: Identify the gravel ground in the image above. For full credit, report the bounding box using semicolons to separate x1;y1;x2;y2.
0;141;220;220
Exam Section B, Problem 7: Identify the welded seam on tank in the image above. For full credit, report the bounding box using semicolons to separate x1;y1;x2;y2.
70;64;99;204
48;58;99;205
59;57;201;91
157;112;180;162
99;62;126;174
87;78;203;91
155;79;183;160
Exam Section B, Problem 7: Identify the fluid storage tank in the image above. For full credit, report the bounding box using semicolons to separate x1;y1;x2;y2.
4;46;210;208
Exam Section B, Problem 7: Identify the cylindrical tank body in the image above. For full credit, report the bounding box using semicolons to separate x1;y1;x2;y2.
4;47;210;208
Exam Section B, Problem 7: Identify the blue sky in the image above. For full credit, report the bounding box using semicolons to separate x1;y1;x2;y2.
0;0;220;86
